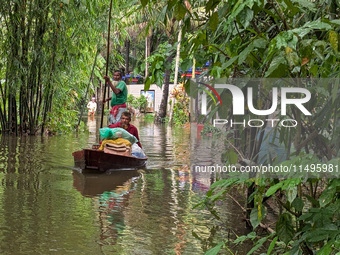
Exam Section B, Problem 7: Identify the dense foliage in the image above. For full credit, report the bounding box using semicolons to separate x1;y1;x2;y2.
138;0;340;254
127;94;147;112
0;0;133;134
170;83;189;125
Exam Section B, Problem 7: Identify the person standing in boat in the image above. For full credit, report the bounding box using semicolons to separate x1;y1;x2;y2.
109;111;142;148
103;70;128;124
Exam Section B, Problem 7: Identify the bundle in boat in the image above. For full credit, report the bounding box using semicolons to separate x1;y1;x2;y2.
104;142;131;156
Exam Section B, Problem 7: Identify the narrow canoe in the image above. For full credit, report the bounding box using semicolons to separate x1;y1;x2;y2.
72;148;147;171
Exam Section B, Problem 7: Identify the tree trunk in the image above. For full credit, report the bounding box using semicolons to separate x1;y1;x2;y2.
156;55;173;122
145;34;152;79
169;22;182;123
125;39;130;84
145;37;148;78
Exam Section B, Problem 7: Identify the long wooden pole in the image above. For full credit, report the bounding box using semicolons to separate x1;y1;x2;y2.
77;47;99;129
100;0;114;129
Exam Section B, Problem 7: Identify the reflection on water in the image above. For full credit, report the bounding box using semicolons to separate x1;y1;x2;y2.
0;117;249;254
72;170;140;197
87;116;98;146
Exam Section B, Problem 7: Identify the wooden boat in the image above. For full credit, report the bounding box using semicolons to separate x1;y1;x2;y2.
72;147;148;171
72;13;148;172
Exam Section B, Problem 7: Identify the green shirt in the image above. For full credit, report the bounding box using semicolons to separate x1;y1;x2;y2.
111;81;127;107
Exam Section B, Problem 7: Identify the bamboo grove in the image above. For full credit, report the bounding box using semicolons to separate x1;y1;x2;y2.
0;0;112;135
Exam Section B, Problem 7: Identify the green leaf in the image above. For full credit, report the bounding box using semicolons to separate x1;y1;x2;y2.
304;194;320;207
290;28;310;38
144;77;151;91
276;32;291;49
206;0;222;12
265;182;283;196
281;178;301;190
329;31;339;52
246;236;270;255
250;206;266;229
167;0;177;9
233;235;248;244
184;79;190;94
94;69;103;81
155;62;162;69
303;20;332;30
247;231;257;240
210;178;239;189
305;229;329;243
210;189;226;202
209;12;219;32
283;0;299;15
238;44;254;65
297;213;312;221
276;213;295;244
238;7;253;29
226;0;253;26
319;185;337;207
155;70;164;87
226;149;238;164
330;19;340;25
292;20;332;39
205;241;223;255
140;0;148;7
316;240;334;255
286;50;300;69
252;38;267;48
292;197;304;212
180;58;192;72
222;56;238;69
210;179;226;189
291;0;316;10
267;236;278;255
175;2;187;21
286;186;297;203
264;55;286;77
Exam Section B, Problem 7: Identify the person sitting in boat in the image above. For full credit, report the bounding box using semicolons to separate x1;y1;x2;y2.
108;111;142;148
103;70;128;125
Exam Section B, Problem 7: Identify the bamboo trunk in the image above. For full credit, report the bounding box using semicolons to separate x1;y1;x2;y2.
125;39;130;84
100;0;114;129
169;22;182;123
41;2;63;134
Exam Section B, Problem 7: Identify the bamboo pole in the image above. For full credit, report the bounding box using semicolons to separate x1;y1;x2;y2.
100;0;114;129
76;47;99;130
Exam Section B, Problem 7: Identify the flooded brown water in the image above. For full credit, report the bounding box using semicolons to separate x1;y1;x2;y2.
0;117;250;254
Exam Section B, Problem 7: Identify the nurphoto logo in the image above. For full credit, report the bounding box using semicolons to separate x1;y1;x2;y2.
191;78;314;128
